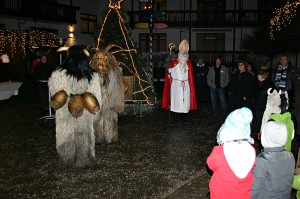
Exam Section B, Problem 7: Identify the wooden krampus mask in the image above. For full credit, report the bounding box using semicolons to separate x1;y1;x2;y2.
90;44;119;74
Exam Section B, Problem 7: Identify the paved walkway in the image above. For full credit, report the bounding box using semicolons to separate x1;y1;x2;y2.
164;170;210;199
0;98;298;198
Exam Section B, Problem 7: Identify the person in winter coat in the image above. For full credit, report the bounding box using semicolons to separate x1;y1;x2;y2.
207;107;256;199
193;58;209;103
229;61;255;112
253;70;274;131
207;57;229;117
291;68;300;138
251;121;295;199
271;54;298;113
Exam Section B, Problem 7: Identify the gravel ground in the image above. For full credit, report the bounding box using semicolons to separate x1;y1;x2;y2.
0;99;298;199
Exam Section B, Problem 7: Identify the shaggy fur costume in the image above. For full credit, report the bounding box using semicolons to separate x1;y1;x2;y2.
90;45;125;144
48;46;102;167
261;88;288;131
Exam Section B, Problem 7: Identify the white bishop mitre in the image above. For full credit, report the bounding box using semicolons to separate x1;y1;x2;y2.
179;39;189;54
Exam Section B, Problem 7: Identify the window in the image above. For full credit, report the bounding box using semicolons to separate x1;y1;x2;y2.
196;33;225;51
139;0;167;11
198;0;224;11
81;13;97;34
139;0;167;22
197;0;225;21
257;0;286;10
139;33;166;52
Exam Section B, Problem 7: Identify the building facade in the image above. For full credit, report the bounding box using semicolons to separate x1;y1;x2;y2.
0;0;294;81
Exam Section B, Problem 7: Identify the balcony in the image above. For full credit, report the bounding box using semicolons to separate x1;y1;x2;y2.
128;10;274;28
0;0;79;24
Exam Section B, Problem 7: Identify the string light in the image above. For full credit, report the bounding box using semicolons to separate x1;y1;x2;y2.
96;0;155;105
270;1;300;39
0;29;58;57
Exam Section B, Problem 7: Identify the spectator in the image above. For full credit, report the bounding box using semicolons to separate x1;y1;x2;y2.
207;107;256;199
229;60;255;111
253;70;273;131
291;68;300;138
251;121;295;199
31;56;41;74
247;63;256;76
272;54;296;92
260;63;271;79
207;57;229;118
272;54;297;112
33;55;53;112
193;58;209;103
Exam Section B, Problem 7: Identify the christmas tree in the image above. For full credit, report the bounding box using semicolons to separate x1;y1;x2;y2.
94;0;155;104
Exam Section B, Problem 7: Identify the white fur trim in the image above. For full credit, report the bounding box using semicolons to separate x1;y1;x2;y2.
224;142;255;179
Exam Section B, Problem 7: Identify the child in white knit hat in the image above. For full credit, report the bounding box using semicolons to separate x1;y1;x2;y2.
251;121;295;199
207;107;256;199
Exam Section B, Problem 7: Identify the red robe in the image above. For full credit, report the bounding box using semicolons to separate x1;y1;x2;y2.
161;59;197;110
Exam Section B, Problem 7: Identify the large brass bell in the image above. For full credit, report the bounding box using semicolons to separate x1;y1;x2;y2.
83;92;100;114
50;90;67;110
68;94;84;118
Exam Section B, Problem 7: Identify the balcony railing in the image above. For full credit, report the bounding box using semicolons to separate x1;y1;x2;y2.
128;10;274;27
0;0;79;24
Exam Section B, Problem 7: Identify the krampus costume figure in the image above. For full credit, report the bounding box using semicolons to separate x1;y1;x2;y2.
261;88;294;151
90;44;125;144
48;45;102;167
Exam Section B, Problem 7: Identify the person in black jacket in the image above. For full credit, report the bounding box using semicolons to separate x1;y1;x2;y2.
229;60;255;112
291;68;300;138
253;70;274;131
33;55;53;112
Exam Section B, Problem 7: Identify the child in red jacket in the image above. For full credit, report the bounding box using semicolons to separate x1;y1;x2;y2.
207;107;256;199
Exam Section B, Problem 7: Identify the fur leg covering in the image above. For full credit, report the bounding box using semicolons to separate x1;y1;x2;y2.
94;67;125;144
73;123;95;167
94;109;118;144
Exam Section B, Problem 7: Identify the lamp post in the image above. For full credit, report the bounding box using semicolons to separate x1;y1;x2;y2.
149;0;153;79
58;38;64;65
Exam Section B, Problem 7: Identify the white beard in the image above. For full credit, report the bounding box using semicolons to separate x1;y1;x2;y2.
178;52;188;74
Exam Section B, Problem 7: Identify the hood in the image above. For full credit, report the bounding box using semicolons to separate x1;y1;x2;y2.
223;142;256;179
269;112;292;124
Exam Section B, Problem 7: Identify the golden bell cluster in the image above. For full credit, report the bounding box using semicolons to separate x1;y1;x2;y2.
50;90;100;118
50;90;68;110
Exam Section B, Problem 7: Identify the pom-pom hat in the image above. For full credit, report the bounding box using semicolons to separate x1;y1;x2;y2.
217;107;253;145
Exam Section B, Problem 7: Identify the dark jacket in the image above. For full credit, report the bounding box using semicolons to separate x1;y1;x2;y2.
251;147;295;199
193;64;209;84
291;68;300;98
229;71;255;110
33;63;53;82
254;78;274;111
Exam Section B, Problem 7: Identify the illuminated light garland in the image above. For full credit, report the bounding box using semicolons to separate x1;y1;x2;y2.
96;0;155;105
270;1;300;39
0;29;58;57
